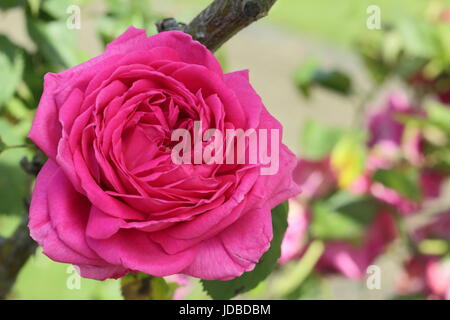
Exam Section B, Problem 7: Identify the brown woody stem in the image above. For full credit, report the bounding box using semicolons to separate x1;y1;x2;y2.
157;0;278;52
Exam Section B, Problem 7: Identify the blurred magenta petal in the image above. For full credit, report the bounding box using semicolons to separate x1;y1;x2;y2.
420;170;446;200
166;275;193;300
279;199;310;264
413;211;450;243
371;182;420;215
398;255;450;300
316;212;397;278
367;92;411;148
293;157;336;200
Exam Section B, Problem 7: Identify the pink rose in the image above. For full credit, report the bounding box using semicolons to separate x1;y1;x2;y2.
28;28;300;280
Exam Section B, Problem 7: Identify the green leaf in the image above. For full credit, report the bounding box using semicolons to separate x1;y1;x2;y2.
0;136;6;154
435;24;450;70
396;15;436;59
418;239;449;256
391;293;427;300
356;34;391;84
0;118;32;216
120;273;177;300
0;0;24;9
314;70;352;95
427;102;450;132
26;18;85;69
372;168;422;201
293;59;319;97
301;120;342;160
22;51;54;108
293;59;352;97
41;0;75;19
201;202;289;300
310;192;378;242
98;0;156;46
0;35;25;108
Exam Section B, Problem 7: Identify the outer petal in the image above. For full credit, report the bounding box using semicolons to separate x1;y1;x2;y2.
29;160;102;266
86;230;197;277
182;207;272;280
29;160;60;244
28;74;62;159
224;70;262;129
76;264;128;281
59;27;223;83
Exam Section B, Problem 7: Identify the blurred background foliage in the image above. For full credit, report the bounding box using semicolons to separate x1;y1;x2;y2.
2;0;450;299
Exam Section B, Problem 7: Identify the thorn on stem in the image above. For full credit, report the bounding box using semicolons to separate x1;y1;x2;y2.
156;18;187;33
243;1;261;18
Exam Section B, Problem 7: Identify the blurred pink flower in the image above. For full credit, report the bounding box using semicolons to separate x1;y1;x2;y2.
413;211;450;242
367;91;424;166
397;255;433;296
427;259;450;299
316;212;397;278
370;182;420;215
348;174;371;195
166;275;192;300
367;92;412;148
438;90;450;105
439;8;450;22
420;170;446;200
353;91;447;214
293;158;336;200
398;255;450;300
403;126;424;166
279;200;310;264
397;212;450;299
366;141;401;172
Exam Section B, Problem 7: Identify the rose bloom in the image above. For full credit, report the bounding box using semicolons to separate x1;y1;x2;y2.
28;28;300;280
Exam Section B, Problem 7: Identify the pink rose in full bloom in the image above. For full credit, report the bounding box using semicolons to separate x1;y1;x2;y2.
28;28;300;280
